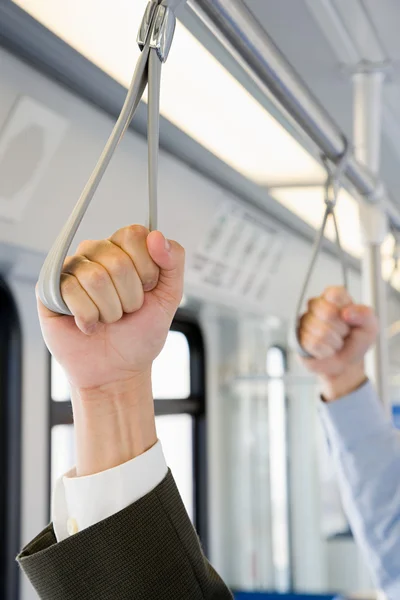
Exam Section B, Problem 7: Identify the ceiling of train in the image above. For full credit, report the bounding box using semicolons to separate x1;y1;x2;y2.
6;0;400;289
244;0;400;205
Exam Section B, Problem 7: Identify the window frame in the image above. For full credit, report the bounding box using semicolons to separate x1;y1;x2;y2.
48;311;208;549
0;277;22;600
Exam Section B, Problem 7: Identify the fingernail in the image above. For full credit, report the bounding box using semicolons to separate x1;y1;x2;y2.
143;280;157;292
165;238;171;252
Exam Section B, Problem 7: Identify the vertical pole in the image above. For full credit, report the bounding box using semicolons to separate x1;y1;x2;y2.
353;69;389;600
201;306;225;577
353;70;389;412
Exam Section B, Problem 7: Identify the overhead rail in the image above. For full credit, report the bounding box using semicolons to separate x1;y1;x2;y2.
188;0;400;228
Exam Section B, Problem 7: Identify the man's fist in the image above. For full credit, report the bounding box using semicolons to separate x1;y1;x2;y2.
299;287;378;399
37;225;185;390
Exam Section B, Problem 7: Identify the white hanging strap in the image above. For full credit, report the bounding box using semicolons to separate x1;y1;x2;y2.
37;0;186;315
295;140;351;359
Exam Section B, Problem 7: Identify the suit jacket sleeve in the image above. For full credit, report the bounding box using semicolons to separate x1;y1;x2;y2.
18;471;232;600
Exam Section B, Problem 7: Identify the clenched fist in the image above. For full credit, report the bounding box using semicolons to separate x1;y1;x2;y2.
37;225;185;390
298;286;378;400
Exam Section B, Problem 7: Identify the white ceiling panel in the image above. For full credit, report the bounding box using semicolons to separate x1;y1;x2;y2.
332;0;387;63
244;0;341;79
363;0;400;61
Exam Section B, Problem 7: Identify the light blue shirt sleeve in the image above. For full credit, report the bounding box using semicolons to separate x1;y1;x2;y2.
320;382;400;600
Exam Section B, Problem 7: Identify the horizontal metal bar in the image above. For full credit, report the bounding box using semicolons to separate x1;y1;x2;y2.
188;0;400;227
50;400;73;426
154;398;204;416
50;398;204;425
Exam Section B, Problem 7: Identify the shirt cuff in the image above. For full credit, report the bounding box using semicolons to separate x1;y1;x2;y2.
320;380;390;452
52;440;168;543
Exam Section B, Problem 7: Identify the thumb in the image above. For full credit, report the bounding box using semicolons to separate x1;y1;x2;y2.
341;304;378;334
146;231;185;302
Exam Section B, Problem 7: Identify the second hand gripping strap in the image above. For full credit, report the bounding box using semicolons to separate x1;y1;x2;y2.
37;0;186;315
295;141;351;359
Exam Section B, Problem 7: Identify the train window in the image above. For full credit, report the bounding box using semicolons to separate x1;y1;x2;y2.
0;278;22;600
266;345;291;592
156;414;194;521
51;357;70;402
49;318;206;539
152;331;190;399
51;424;75;491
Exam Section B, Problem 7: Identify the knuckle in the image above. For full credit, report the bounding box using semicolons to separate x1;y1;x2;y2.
60;274;80;297
87;266;109;289
110;255;131;279
323;303;338;320
325;285;341;294
324;285;352;306
307;297;317;311
325;285;344;299
76;239;96;255
124;224;149;243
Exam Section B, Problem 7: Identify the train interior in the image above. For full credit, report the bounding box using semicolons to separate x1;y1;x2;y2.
1;0;400;598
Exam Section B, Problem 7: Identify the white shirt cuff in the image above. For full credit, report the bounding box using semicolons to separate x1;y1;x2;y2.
52;440;168;542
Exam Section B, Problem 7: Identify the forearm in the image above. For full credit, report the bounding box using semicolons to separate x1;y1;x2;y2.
71;371;157;477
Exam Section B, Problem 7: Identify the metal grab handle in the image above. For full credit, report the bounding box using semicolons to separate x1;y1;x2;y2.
37;0;185;315
295;140;351;359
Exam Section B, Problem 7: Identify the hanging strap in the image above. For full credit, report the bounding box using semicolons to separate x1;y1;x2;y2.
37;0;186;315
296;140;351;359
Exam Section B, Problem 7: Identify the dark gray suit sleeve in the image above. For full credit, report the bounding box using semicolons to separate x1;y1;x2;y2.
18;471;232;600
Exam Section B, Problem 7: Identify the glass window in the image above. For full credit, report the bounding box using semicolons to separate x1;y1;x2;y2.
51;356;70;402
152;331;190;399
156;414;194;521
51;424;75;491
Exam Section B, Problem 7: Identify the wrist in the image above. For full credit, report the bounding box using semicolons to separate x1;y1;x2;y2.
320;363;367;403
70;370;157;477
